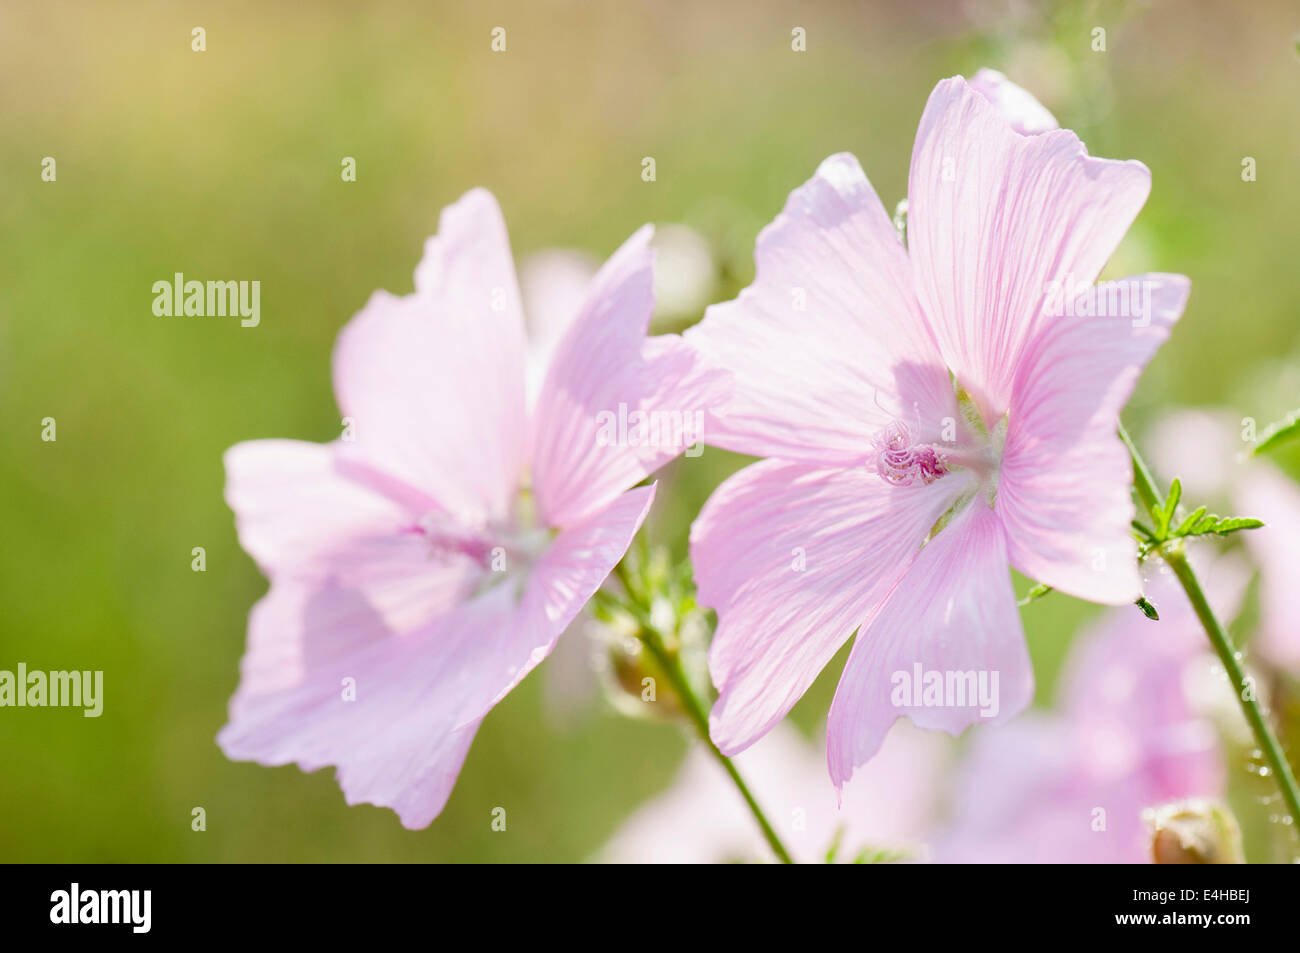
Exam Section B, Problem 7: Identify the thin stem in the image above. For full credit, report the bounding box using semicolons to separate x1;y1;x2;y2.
635;622;795;864
1120;422;1300;829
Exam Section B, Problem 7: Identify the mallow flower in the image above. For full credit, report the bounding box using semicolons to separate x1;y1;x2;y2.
936;555;1238;863
601;721;948;864
686;72;1191;788
218;190;727;828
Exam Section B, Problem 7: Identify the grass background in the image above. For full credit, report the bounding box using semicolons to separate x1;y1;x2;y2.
2;0;1299;861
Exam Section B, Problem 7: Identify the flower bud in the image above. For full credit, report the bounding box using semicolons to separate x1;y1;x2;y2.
1144;798;1244;864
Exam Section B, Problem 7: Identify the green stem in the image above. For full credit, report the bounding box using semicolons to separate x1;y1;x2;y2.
635;622;795;864
1120;422;1300;829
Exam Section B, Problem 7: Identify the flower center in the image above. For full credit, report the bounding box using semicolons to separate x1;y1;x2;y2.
870;421;949;487
403;489;554;596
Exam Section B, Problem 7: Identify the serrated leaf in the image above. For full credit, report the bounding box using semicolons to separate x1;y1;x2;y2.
1252;409;1300;456
1209;517;1265;536
1192;513;1221;534
1174;505;1208;537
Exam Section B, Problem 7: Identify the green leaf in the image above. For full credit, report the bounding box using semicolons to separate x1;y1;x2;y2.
851;846;910;864
1252;408;1300;456
824;825;845;864
1157;478;1182;538
1208;517;1265;536
1192;513;1221;534
1174;505;1208;537
1017;582;1054;607
1132;518;1157;541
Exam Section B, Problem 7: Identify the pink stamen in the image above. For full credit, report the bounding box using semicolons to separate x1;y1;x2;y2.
871;421;948;487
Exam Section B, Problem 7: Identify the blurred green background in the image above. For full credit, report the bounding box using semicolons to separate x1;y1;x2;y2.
2;0;1300;861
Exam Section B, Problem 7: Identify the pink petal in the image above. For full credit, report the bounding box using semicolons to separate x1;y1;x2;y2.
908;76;1152;424
684;153;952;465
220;485;655;828
1237;466;1300;672
224;439;477;628
968;68;1059;135
224;439;412;576
694;459;971;756
518;249;598;409
530;227;727;527
332;189;527;523
453;483;657;727
998;274;1189;605
826;501;1032;789
218;583;515;829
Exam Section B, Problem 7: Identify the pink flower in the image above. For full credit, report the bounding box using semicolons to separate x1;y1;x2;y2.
600;722;949;864
936;558;1235;863
1235;465;1300;674
218;190;727;828
686;74;1190;787
1146;407;1300;675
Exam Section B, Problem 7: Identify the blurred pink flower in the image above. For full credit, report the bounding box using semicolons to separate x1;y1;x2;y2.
1146;407;1300;675
1237;465;1300;673
218;190;728;828
600;721;949;863
686;74;1189;788
936;558;1235;863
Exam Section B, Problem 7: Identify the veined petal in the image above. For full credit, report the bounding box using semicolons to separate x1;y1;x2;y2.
968;68;1059;136
218;582;514;829
694;459;969;756
999;274;1189;605
332;189;527;523
530;227;727;528
908;76;1152;425
685;153;952;465
827;501;1032;789
453;483;657;727
224;439;414;576
224;438;479;629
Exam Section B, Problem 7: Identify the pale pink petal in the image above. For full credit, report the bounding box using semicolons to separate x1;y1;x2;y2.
1145;408;1241;502
333;189;527;522
998;274;1189;604
530;227;728;527
694;459;972;756
218;583;515;829
1237;466;1300;672
224;439;413;576
827;501;1032;789
220;486;655;828
937;558;1226;864
518;249;598;410
968;68;1059;135
684;153;952;465
908;76;1152;424
453;484;657;726
224;439;479;631
600;721;947;863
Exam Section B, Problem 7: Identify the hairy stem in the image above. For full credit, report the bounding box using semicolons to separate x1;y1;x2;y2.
1120;422;1300;829
632;617;795;864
